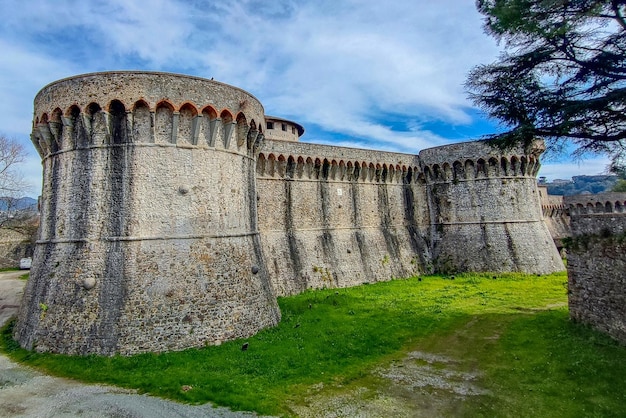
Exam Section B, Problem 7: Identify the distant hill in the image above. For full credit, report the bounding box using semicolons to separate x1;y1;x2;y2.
0;197;38;211
539;175;618;196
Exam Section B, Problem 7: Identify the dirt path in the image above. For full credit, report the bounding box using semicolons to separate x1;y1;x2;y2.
0;271;26;328
0;271;267;418
285;350;489;417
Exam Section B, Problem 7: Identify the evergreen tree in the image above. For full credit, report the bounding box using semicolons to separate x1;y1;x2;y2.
467;0;626;166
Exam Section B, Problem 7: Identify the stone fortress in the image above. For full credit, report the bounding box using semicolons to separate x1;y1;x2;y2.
15;72;565;355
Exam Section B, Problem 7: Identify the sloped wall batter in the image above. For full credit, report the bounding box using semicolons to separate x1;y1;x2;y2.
16;72;280;355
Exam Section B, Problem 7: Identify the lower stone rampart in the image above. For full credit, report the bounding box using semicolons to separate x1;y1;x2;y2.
16;235;279;355
566;193;626;345
430;219;562;274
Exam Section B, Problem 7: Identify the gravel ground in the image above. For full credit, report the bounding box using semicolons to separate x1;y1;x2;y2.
0;271;269;418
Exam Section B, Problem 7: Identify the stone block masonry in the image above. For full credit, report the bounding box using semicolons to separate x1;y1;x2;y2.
419;141;563;275
16;72;564;355
565;193;626;344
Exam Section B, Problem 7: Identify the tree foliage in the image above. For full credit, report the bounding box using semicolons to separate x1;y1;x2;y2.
613;178;626;190
611;159;626;189
467;0;626;164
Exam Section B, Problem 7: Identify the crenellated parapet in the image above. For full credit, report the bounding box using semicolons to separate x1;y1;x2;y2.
541;200;567;218
564;193;626;237
419;140;542;184
257;140;421;183
31;71;265;158
536;186;570;248
421;152;540;184
565;193;626;217
256;152;423;185
418;140;563;274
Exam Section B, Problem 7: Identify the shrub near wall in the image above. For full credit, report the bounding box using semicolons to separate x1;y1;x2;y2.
565;193;626;344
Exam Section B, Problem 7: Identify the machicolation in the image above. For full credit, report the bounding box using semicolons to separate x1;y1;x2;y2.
16;72;565;355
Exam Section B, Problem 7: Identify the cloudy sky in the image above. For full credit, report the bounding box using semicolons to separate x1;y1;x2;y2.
0;0;611;196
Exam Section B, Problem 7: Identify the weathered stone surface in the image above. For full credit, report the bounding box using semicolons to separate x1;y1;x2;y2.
16;72;565;355
16;72;279;356
0;227;35;269
537;185;570;252
565;193;626;344
418;140;562;274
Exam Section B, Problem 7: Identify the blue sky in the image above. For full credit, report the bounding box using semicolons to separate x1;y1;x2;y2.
0;0;612;196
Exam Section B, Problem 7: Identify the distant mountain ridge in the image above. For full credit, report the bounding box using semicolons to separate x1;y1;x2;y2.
0;197;38;211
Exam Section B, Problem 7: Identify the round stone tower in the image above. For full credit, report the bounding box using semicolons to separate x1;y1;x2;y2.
263;115;304;142
15;72;280;355
419;140;564;274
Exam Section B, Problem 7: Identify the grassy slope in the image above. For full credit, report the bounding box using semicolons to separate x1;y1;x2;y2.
2;272;625;416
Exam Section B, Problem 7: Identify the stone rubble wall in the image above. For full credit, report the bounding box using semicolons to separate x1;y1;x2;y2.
565;193;626;344
257;140;429;295
537;185;570;248
0;227;35;269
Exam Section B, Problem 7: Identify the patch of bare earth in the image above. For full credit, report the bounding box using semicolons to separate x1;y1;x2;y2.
288;350;489;417
286;315;513;417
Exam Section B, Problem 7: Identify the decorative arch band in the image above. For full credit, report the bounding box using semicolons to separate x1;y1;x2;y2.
32;99;263;156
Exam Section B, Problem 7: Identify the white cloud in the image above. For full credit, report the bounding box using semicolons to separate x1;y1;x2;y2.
0;39;79;146
1;0;500;141
0;0;609;196
2;0;195;67
189;0;501;141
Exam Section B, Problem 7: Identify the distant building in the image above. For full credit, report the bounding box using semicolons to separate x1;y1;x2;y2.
264;116;304;142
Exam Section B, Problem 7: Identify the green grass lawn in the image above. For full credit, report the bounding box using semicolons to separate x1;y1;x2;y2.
2;272;625;417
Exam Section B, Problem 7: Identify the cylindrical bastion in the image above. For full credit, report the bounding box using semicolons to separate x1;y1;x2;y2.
15;72;280;355
419;140;564;274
